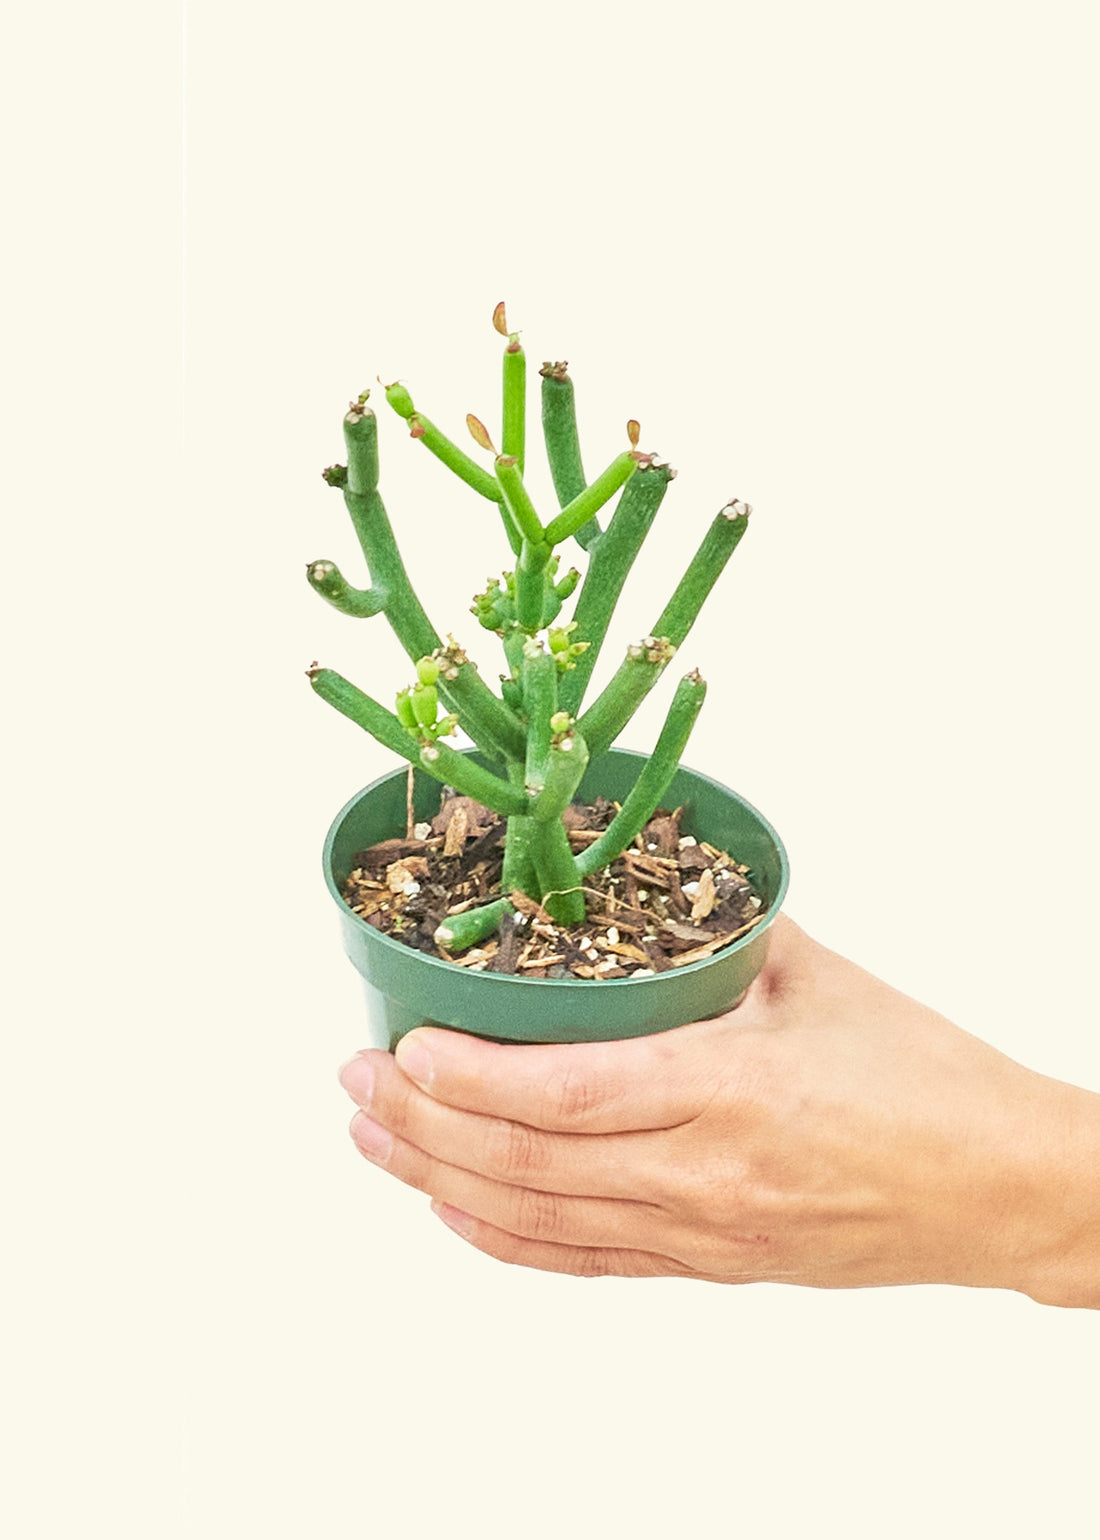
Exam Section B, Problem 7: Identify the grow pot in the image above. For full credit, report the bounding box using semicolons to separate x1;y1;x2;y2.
323;748;789;1051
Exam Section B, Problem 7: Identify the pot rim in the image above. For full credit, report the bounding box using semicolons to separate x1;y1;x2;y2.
323;747;789;989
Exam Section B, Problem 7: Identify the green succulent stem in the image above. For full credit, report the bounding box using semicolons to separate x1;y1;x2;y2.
558;461;675;716
530;819;586;925
543;452;638;547
501;758;540;897
522;648;558;795
577;502;751;758
652;500;751;642
336;486;521;759
515;539;553;631
398;405;503;504
501;813;540;897
306;560;388;618
502;339;526;475
502;626;527;677
344;403;380;494
540;584;564;627
340;487;441;661
494;456;544;546
417;742;532;818
576;638;676;762
540;364;601;551
328;409;525;762
435;898;514;953
307;668;422;765
313;494;522;761
438;663;527;763
530;732;589;824
576;672;708;877
513;652;589;908
337;412;439;646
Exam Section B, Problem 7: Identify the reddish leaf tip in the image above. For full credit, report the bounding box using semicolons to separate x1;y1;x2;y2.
466;413;496;453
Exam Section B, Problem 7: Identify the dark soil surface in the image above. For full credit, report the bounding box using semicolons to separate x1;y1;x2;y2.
342;782;769;978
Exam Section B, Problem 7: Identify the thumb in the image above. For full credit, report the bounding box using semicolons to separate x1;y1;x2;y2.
394;1020;716;1134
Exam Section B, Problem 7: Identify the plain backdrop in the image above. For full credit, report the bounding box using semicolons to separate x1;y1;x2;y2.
4;1;1099;1535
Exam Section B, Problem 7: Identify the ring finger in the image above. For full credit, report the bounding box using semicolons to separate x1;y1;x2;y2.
350;1111;668;1254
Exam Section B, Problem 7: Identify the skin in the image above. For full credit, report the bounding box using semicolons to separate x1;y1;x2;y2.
337;916;1100;1308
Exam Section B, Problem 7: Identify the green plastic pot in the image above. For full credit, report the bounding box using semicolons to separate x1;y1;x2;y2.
323;749;789;1051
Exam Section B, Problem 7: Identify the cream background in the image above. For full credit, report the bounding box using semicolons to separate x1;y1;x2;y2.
5;1;1099;1535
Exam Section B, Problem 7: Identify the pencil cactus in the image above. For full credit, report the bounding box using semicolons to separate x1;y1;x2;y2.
307;307;752;947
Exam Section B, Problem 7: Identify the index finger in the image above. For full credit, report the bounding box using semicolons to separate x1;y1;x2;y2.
393;1020;714;1133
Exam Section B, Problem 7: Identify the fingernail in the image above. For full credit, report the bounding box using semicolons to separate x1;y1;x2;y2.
431;1199;474;1239
395;1034;432;1088
338;1054;374;1107
351;1111;392;1162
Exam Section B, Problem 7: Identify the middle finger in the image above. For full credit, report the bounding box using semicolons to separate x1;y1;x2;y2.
340;1049;669;1201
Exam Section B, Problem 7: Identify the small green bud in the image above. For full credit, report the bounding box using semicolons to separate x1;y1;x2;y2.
412;682;438;729
435;713;460;739
395;689;417;732
321;464;348;488
548;622;578;655
555;566;581;600
416;656;441;687
384;380;415;419
549;711;572;734
474;605;504;632
473;579;501;614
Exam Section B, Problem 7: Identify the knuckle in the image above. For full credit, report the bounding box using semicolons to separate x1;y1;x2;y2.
514;1185;564;1243
542;1060;608;1126
621;1248;679;1278
569;1247;611;1278
714;1037;786;1124
727;1166;777;1232
682;1156;762;1229
490;1118;548;1182
371;1063;416;1137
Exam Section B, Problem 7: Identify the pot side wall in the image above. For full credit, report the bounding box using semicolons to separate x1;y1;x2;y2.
324;750;789;1049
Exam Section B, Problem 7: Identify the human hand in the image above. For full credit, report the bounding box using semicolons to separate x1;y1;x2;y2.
337;916;1100;1306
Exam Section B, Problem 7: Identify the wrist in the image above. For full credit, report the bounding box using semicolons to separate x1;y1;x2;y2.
1012;1078;1100;1310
